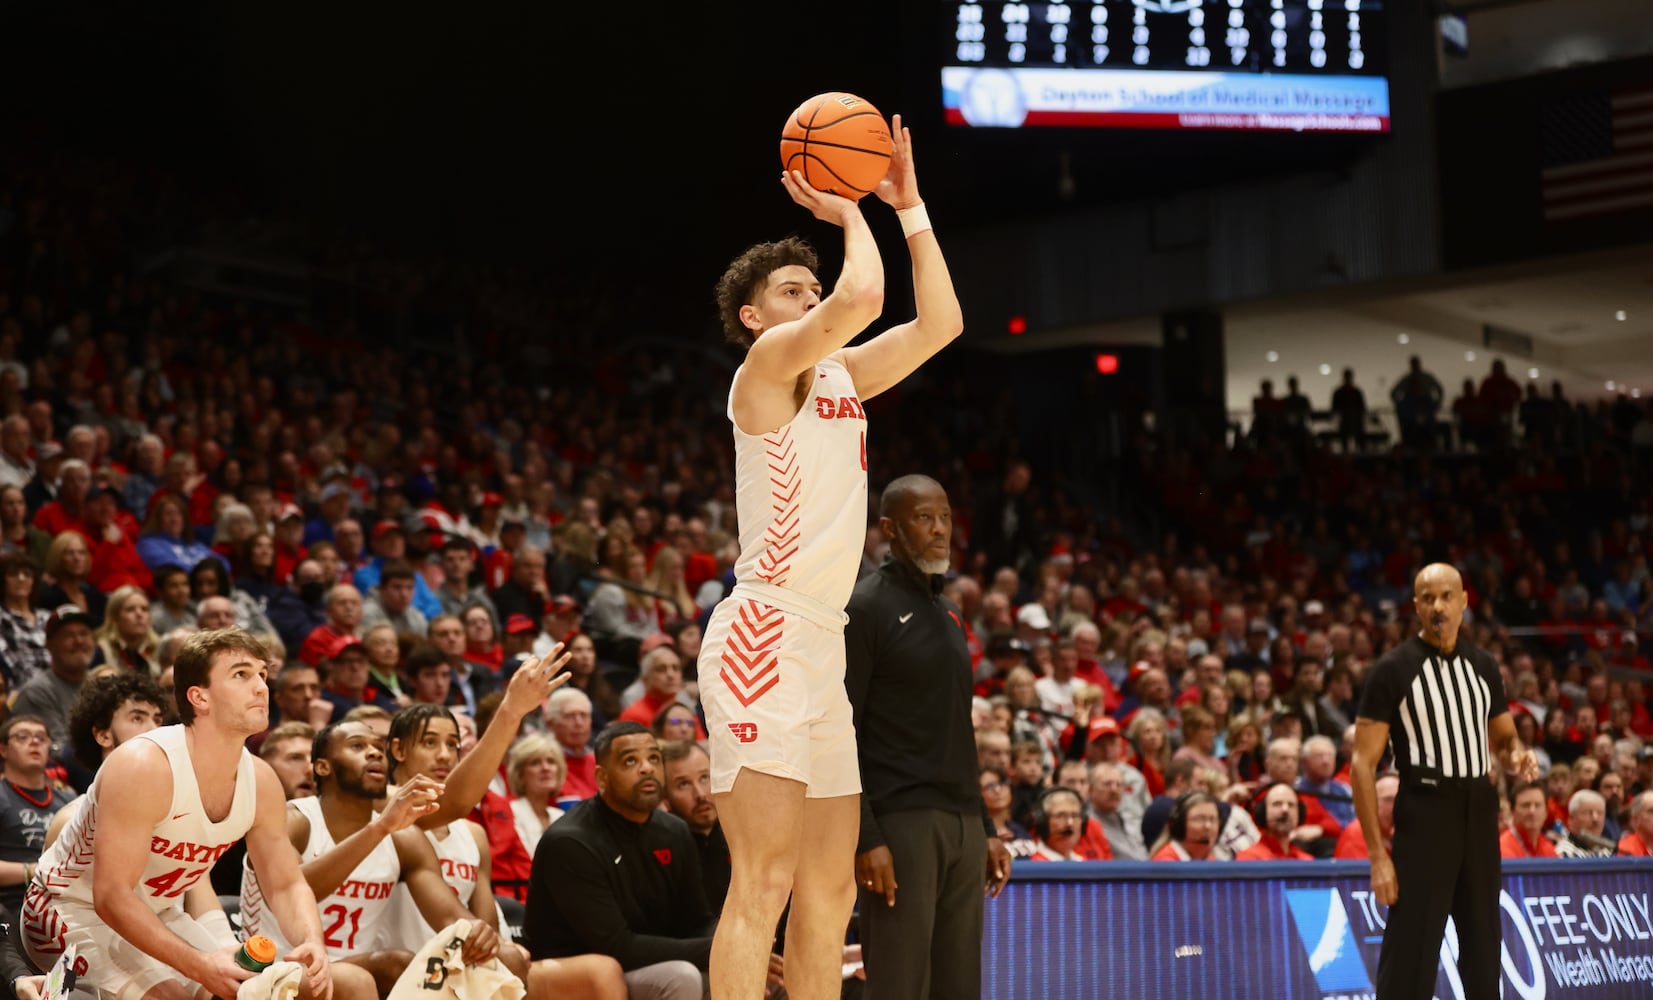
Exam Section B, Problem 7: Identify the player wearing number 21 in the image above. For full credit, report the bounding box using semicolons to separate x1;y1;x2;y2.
21;629;349;1000
238;719;501;997
704;114;964;1000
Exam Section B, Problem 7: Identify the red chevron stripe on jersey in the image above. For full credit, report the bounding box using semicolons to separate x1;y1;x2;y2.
719;600;782;707
24;811;98;956
21;885;66;957
756;429;800;586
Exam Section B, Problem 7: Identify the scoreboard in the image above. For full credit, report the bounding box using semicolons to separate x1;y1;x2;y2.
943;0;1389;133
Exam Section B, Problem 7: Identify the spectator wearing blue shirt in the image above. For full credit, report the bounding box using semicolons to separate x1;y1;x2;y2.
1603;561;1639;613
121;434;165;519
352;520;442;621
1296;735;1356;827
135;494;225;574
302;481;355;547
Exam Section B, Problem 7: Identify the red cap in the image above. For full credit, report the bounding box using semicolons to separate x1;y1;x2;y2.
1128;661;1152;683
371;521;404;541
325;633;365;660
504;613;538;636
481;491;503;508
544;595;580;616
1088;716;1121;740
638;633;675;657
277;502;304;522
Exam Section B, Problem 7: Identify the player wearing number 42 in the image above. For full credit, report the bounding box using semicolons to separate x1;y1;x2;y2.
21;629;346;1000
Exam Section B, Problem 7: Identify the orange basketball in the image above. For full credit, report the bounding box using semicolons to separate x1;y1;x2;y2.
779;93;893;201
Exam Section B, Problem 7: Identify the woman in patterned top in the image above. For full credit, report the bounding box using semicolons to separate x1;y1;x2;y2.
0;551;49;689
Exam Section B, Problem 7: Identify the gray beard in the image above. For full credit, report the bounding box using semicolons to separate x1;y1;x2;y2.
914;556;950;576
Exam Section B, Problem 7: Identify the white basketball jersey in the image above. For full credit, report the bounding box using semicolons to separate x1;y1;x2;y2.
241;795;400;958
28;725;256;912
728;357;868;611
381;821;507;950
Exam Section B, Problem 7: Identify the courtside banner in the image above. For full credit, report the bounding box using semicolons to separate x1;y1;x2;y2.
941;67;1390;132
985;859;1653;1000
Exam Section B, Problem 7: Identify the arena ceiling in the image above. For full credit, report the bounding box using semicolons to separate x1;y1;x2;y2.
1224;244;1653;414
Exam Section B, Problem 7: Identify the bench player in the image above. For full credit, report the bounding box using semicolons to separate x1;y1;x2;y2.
22;627;355;999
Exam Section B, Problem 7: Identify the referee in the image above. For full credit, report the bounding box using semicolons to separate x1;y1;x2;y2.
1351;563;1538;999
844;474;1011;999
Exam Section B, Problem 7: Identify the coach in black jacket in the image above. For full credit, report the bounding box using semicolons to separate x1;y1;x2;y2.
845;474;1012;1000
524;721;714;1000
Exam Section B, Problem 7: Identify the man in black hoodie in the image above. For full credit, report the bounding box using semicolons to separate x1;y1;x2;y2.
845;474;1012;999
525;721;713;1000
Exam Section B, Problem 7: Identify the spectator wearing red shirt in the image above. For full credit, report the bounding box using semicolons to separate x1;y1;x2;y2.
481;517;524;593
461;604;503;673
1335;773;1398;859
545;686;599;802
1149;791;1226;861
298;583;363;667
82;486;151;594
1544;762;1574;831
616;641;705;738
1254;737;1342;854
272;503;307;584
1610;632;1652;673
1618;791;1653;857
1501;782;1559;859
1237;784;1314;861
1027;787;1091;861
1069;622;1121;713
32;459;90;540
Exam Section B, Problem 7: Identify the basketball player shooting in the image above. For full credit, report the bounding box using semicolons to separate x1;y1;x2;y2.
704;113;963;1000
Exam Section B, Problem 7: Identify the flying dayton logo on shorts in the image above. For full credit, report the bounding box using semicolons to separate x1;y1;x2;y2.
728;723;759;744
1284;888;1374;995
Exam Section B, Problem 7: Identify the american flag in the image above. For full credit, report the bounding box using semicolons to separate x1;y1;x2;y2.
1539;87;1653;222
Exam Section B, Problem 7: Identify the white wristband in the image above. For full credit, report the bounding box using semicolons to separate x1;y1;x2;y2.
896;203;932;239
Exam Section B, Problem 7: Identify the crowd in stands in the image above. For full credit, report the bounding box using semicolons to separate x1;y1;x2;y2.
0;153;1649;995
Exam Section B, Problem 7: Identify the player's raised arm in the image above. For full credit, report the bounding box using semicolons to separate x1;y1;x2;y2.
738;175;885;387
838;115;964;401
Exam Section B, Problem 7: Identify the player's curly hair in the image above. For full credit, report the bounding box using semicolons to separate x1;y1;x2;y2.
68;671;167;773
714;236;819;347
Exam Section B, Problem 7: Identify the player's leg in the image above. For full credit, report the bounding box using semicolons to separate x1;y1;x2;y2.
526;951;628;1000
710;768;806;1000
320;960;380;1000
784;664;862;1000
339;949;415;997
783;792;858;1000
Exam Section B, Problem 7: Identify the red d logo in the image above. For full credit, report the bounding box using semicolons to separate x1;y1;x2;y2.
728;722;759;744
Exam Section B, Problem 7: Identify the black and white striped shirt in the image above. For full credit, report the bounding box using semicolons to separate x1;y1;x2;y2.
1358;637;1507;780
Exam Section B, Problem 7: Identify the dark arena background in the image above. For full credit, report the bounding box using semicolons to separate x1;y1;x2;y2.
0;1;1651;999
